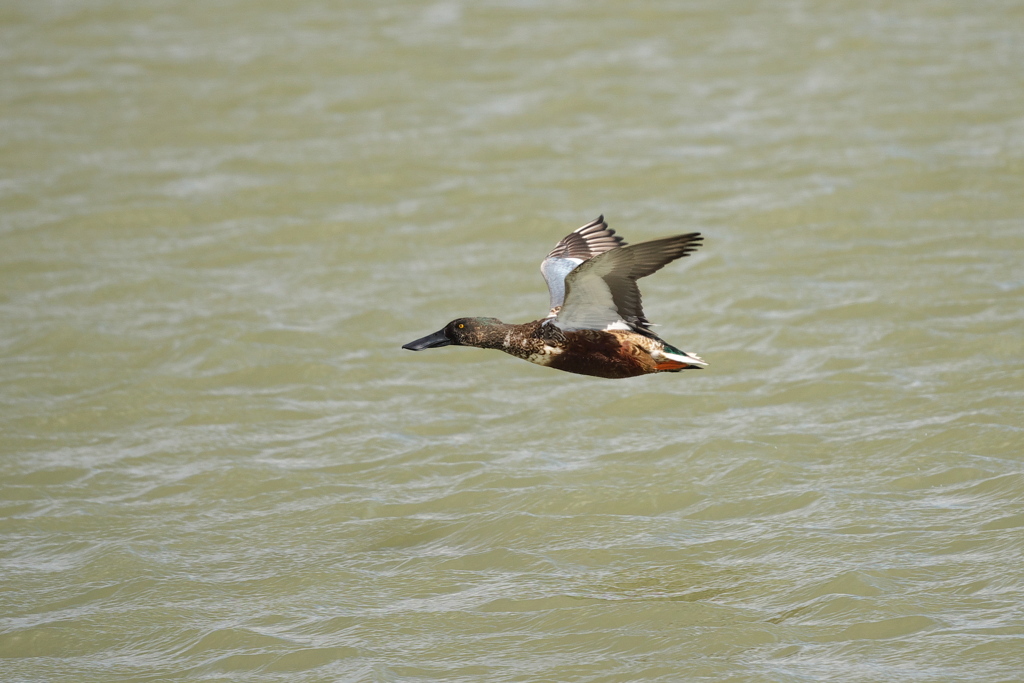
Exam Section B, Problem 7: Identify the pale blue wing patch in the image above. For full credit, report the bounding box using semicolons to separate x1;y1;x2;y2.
540;256;583;313
539;216;626;316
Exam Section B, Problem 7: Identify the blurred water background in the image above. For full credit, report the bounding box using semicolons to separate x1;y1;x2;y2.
2;0;1023;680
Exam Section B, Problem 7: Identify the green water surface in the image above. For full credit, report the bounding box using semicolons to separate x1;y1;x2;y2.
2;1;1023;681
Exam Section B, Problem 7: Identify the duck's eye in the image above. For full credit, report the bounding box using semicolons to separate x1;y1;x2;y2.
457;323;465;329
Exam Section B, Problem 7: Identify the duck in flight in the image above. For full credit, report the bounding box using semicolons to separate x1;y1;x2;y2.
402;216;707;379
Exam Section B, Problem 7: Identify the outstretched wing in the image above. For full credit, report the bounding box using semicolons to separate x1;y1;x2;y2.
552;233;703;332
540;216;626;315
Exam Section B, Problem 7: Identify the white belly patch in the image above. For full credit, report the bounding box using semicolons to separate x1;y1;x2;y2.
524;345;563;366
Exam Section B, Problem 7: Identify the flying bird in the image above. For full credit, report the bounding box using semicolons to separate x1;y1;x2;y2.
402;216;707;379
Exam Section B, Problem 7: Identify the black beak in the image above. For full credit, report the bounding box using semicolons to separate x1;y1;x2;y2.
402;329;452;351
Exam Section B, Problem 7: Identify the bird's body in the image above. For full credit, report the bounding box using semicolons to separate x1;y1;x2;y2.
403;216;707;379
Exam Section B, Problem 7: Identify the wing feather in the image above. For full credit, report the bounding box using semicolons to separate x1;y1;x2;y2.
553;233;703;331
540;216;626;313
